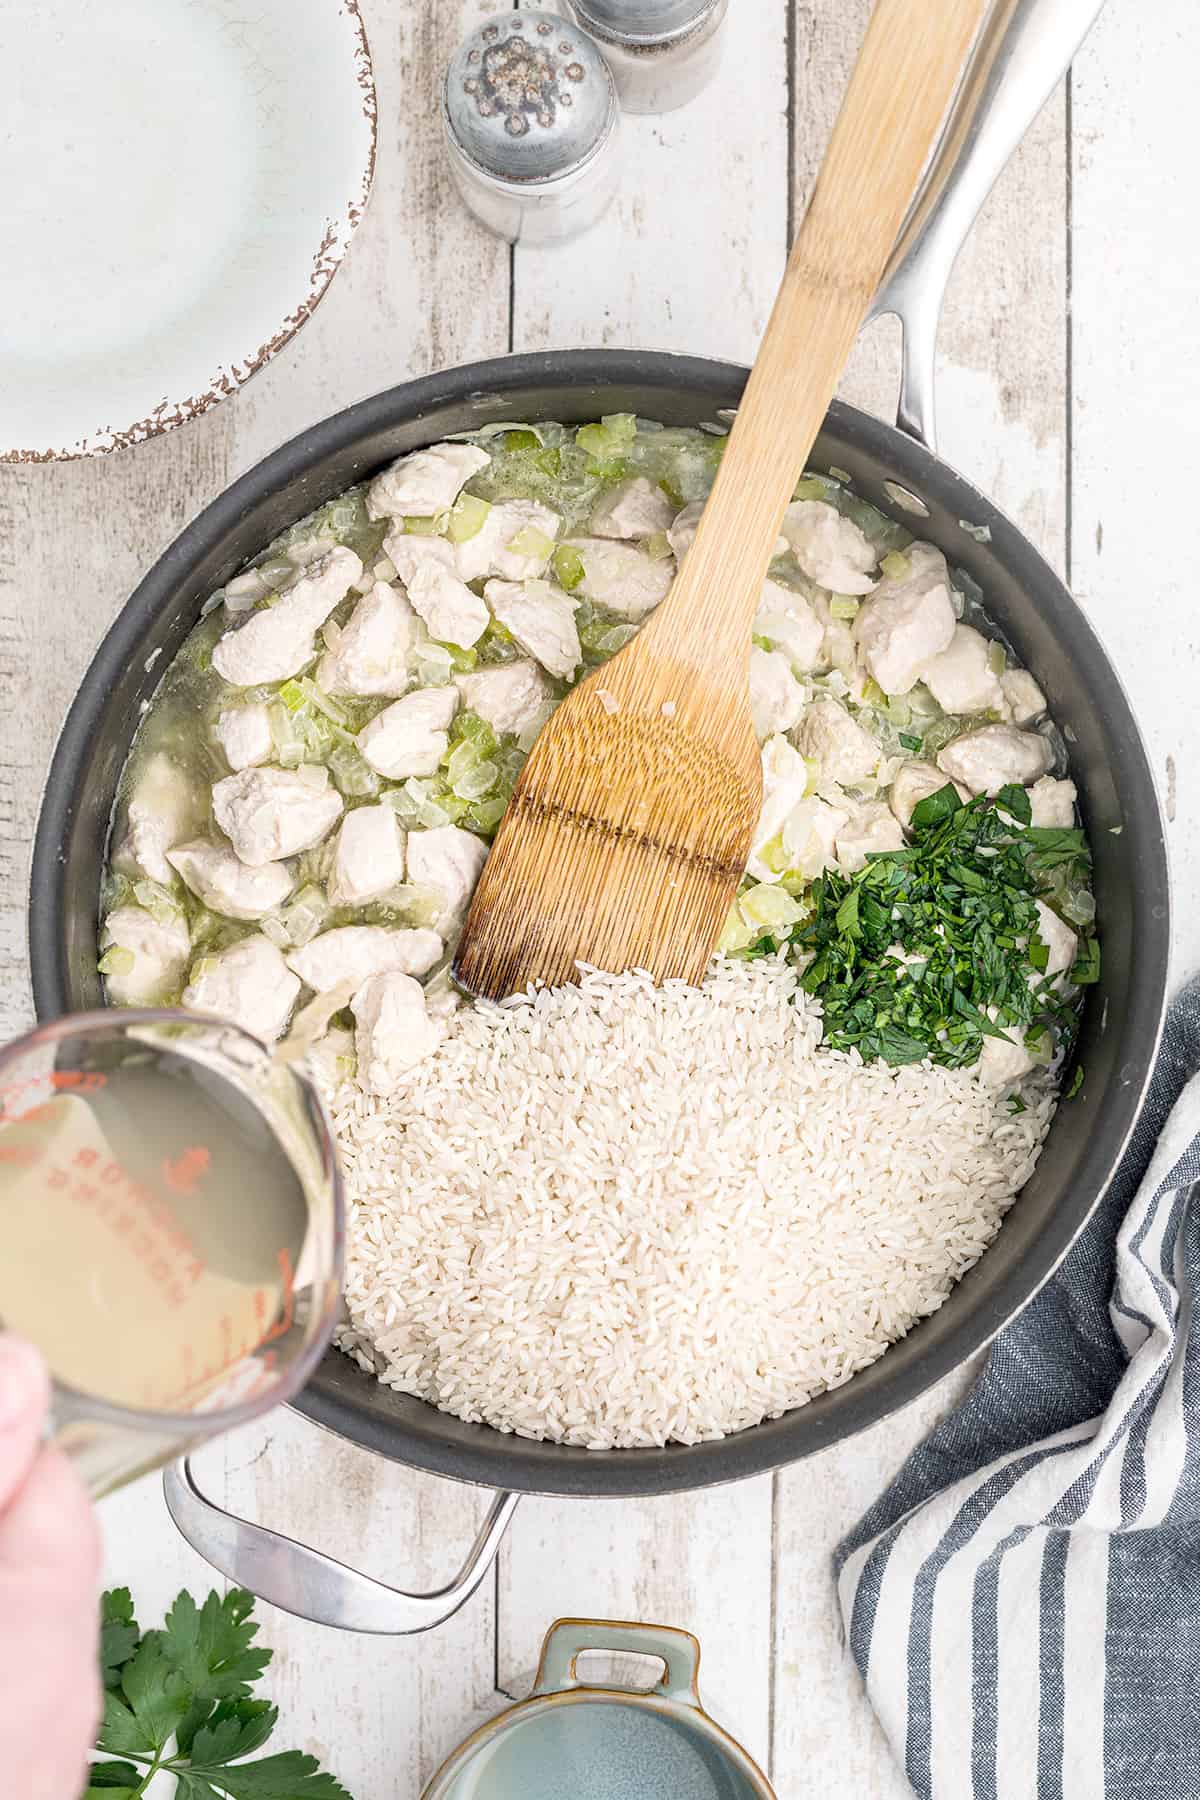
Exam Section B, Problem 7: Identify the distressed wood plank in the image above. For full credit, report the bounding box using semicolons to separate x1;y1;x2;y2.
496;10;790;1782
512;11;789;362
774;5;1070;1792
791;1;1068;565
1070;0;1197;984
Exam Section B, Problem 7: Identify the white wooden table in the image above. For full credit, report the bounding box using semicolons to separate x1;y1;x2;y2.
2;3;1195;1793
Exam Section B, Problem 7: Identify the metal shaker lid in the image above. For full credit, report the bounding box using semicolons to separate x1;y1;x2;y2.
444;11;616;187
569;0;723;44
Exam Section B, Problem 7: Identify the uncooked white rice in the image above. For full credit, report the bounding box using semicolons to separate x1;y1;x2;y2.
329;957;1055;1449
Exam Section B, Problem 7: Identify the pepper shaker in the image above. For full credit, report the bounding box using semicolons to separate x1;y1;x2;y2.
557;0;728;114
442;11;619;246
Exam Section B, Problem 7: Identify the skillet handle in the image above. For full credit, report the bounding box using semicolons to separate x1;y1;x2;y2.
868;0;1106;449
162;1456;518;1635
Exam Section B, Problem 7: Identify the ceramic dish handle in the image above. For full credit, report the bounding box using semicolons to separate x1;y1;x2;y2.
162;1458;518;1635
532;1618;704;1707
869;0;1106;449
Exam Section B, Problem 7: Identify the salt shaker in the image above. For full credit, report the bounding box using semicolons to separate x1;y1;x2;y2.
557;0;727;114
442;11;619;246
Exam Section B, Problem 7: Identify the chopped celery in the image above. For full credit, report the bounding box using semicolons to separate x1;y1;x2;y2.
504;429;541;450
298;677;350;727
403;514;446;536
718;904;758;954
449;710;499;757
132;880;181;925
453;760;499;801
445;739;482;785
328;743;381;798
645;530;673;562
553;545;585;591
98;946;135;977
830;596;859;621
279;679;307;713
859;677;886;709
448;493;491;543
507;525;554;561
752;634;773;652
435;640;478;673
880;550;911;581
828;466;852;484
596;624;636;657
756;834;789;876
468;794;509;833
793;476;830;502
986;641;1007;677
739;883;804;929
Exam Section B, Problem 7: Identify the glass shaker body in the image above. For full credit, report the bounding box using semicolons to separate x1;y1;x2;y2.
443;11;620;246
558;0;728;114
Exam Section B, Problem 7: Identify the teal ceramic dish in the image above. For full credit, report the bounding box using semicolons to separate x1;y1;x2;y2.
422;1619;776;1800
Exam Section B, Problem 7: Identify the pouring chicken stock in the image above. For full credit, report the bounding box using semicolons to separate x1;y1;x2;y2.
0;1009;342;1497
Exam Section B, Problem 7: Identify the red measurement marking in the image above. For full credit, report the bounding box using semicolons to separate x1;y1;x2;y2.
163;1145;210;1196
261;1250;297;1345
0;1144;37;1166
73;1148;98;1170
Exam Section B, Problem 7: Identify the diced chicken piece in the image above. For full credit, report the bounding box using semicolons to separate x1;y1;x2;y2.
888;760;968;831
166;841;293;921
564;538;674;621
835;801;905;873
853;543;956;696
456;499;560;584
937;725;1052;797
920;624;1004;715
755;580;825;674
303;1024;356;1089
793;698;879;787
316;582;416;699
212;767;343;866
1001;668;1047;726
351;972;442;1094
779;795;849;881
102;905;191;1006
356;686;459;779
182;934;301;1044
589;477;674;541
976;1017;1037;1088
668;500;787;563
405;560;490;649
1029;776;1077;829
112;752;200;887
212;546;363;686
287;925;442;992
1033;898;1078;986
781;500;878;595
666;499;703;561
327;805;406;907
455;659;554;739
484;578;580;680
750;647;805;741
406;825;488;926
366;443;490;522
382;530;457;589
214;704;273;773
223;567;273;614
747;735;810;882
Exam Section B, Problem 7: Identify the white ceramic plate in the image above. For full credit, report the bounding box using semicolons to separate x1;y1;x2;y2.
1;0;376;461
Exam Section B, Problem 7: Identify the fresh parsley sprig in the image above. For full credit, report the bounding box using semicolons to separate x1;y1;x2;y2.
792;783;1099;1070
86;1586;352;1799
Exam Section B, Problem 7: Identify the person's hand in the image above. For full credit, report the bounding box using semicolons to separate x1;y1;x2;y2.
0;1333;102;1800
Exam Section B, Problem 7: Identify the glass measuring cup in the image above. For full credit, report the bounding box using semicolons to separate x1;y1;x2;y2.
0;1009;343;1497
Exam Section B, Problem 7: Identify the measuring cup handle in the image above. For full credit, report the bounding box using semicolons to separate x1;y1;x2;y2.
532;1618;704;1707
162;1457;518;1635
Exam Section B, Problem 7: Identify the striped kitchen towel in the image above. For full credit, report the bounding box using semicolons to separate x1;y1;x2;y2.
836;975;1200;1800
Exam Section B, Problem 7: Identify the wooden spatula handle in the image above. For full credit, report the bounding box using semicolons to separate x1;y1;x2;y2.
646;0;989;671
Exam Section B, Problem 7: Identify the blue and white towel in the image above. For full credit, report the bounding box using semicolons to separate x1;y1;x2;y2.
837;977;1200;1800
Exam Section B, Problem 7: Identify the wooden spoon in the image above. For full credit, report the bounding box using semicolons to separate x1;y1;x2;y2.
454;0;988;1002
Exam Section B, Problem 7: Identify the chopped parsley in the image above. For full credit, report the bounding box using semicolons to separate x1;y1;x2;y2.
791;785;1098;1070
